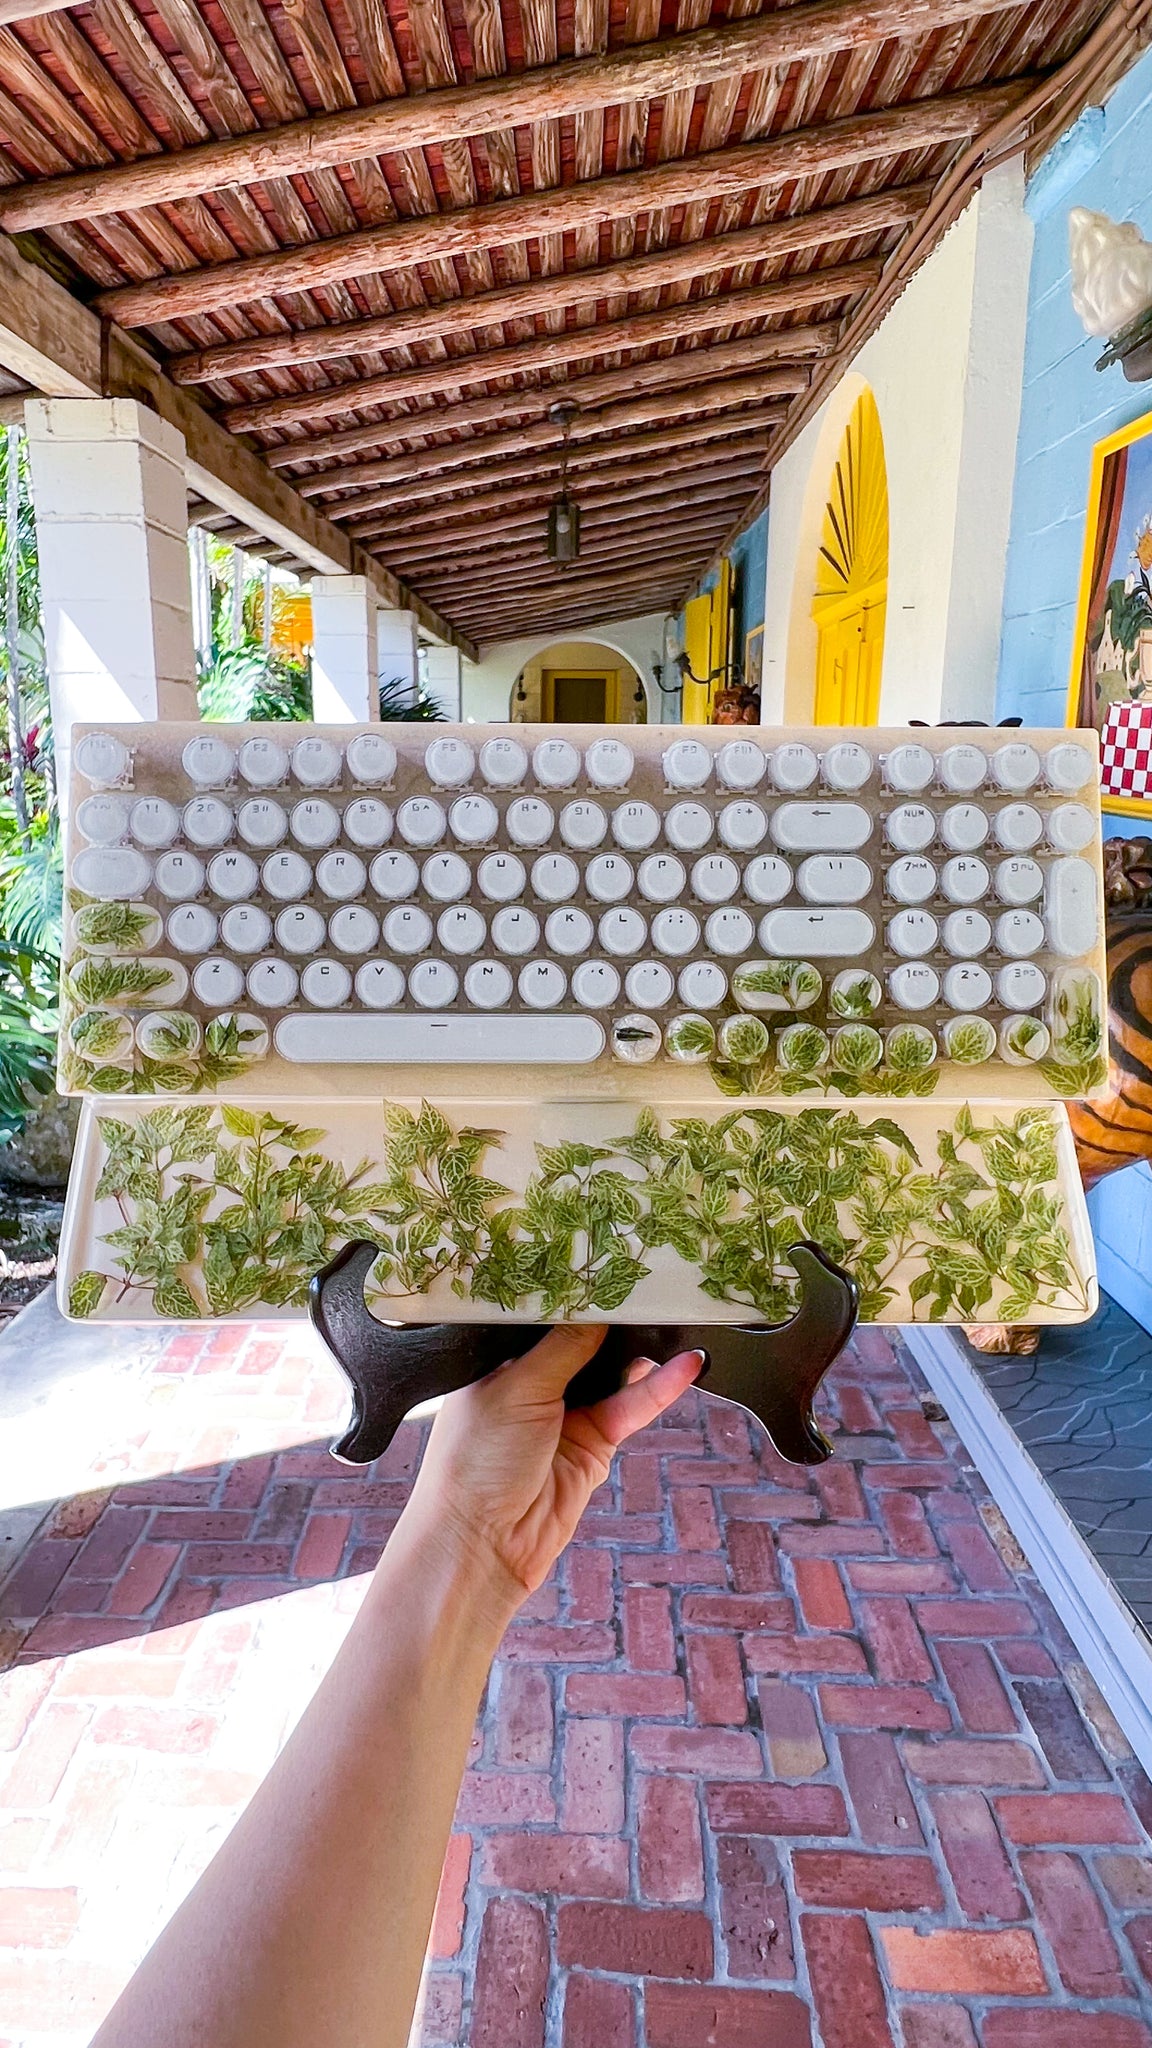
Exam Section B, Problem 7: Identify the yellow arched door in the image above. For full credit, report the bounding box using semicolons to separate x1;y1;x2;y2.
812;389;888;725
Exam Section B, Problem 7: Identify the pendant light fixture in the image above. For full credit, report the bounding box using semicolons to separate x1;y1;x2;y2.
546;401;581;562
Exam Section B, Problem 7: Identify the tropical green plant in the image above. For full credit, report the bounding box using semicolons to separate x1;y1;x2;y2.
197;643;311;722
0;939;56;1146
379;676;445;721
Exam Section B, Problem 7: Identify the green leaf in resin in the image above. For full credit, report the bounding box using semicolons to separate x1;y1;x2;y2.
777;1023;830;1072
832;1025;883;1073
830;971;882;1019
943;1016;996;1065
885;1024;938;1073
717;1015;771;1063
666;1014;716;1062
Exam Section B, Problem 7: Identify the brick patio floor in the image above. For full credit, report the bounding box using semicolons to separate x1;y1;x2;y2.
1;1319;1152;2047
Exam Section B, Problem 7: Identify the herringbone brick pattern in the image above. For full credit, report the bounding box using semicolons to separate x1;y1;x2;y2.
0;1319;1150;2046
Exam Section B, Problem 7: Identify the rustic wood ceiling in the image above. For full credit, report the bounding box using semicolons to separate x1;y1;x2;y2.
0;0;1134;647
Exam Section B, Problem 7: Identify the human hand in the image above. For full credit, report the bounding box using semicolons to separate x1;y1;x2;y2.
403;1327;703;1609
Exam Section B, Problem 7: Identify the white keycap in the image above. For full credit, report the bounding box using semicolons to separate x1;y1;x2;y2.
886;856;935;906
183;798;233;849
884;743;934;793
692;855;739;904
638;855;685;903
75;731;130;786
996;909;1045;957
154;851;204;901
464;960;513;1009
346;733;397;786
939;743;987;792
479;737;528;787
943;962;992;1009
718;801;767;851
760;908;875;955
302;960;353;1008
770;743;818;791
717;739;767;789
344;799;394;850
705;907;754;956
263;850;313;901
663;739;711;789
278;1012;606;1062
248;958;300;1007
585;738;633;789
1000;1015;1051;1064
612;802;660;850
1045;741;1094;792
424;738;474;788
822;742;872;791
519;960;567;1009
652;908;701;957
371;851;420;901
571;960;621;1008
771;803;871;852
888;909;938;957
943;909;992;958
329;906;379;955
238;737;288;788
666;1013;714;1061
532;854;580;902
192;957;245;1006
679;959;727;1007
995;857;1043;906
477;853;526;902
1045;856;1099;956
888;962;940;1010
72;846;151;898
355;960;405;1009
1046;803;1095;853
130;797;181;849
208;851;260;901
422;852;471;903
940;803;989;852
291;799;341;849
545;908;594;956
183;734;234;787
612;1014;662;1062
991;742;1040;792
76;795;130;844
801;855;873;903
396;797;446;847
994;803;1043;851
560;801;607;850
277;904;328;954
743;856;792;905
409;959;458;1008
219;904;272;954
450;794;499;845
940;856;988;904
885;803;935;853
626;960;673;1008
293;738;342;788
437;905;486;956
383;904;433;954
317;851;367;901
491;906;539;956
237;799;288;849
996;960;1047;1010
507;797;554;848
167;903;218;954
665;802;712;851
587;854;633;903
599;907;647;956
533;738;580;788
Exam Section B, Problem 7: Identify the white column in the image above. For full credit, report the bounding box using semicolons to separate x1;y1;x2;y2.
422;644;462;720
377;607;419;709
25;398;198;805
310;573;380;722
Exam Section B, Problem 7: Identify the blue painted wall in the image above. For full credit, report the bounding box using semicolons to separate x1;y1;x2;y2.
996;44;1152;1332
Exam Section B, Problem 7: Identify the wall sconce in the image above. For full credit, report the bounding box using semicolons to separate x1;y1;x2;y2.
1070;206;1152;382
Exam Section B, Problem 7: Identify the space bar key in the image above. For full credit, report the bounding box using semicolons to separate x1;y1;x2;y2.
274;1012;606;1063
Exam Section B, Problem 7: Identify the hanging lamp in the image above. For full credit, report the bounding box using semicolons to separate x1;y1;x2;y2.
546;402;581;562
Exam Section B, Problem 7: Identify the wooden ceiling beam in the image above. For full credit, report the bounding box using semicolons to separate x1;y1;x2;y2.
415;524;734;601
94;84;1027;328
0;0;1028;235
460;585;694;639
365;473;760;559
171;191;927;386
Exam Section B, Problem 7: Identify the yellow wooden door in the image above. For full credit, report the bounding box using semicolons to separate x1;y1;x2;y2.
682;592;713;725
812;389;888;725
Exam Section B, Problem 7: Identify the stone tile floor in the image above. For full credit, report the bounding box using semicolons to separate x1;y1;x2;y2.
1;1316;1151;2047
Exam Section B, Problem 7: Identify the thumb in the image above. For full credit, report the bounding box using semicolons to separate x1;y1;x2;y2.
497;1323;609;1405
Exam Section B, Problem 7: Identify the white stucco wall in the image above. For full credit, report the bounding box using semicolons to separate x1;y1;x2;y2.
761;159;1033;727
461;612;672;722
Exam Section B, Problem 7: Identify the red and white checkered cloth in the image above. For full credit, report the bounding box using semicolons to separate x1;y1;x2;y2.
1100;700;1152;802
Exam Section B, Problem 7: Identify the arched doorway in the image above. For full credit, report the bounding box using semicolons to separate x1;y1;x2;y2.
508;639;648;723
811;387;889;725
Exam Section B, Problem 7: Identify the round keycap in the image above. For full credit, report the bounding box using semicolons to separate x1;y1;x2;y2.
585;738;633;789
691;856;739;904
996;909;1045;957
705;907;754;956
74;731;130;786
491;906;539;956
638;855;685;904
940;803;989;852
940;856;989;905
652;908;701;957
943;962;992;1010
943;909;992;958
718;802;767;851
291;799;341;850
130;797;181;850
626;960;673;1009
888;962;940;1010
370;851;420;900
545;907;593;957
888;909;938;958
396;797;446;847
192;957;245;1006
743;856;792;905
1000;1015;1051;1064
991;742;1040;793
1045;741;1094;793
612;1014;662;1063
343;799;393;850
76;795;130;845
560;801;607;850
885;743;934;794
612;802;660;851
679;959;727;1008
383;904;433;954
183;734;235;787
506;797;554;848
1047;803;1095;852
665;802;712;852
994;803;1043;852
292;737;342;788
479;737;528;787
263;850;312;900
72;846;152;898
316;850;366;901
438;905;486;956
887;857;936;906
994;857;1043;906
329;906;379;955
155;851;204;901
219;904;272;954
464;960;513;1009
885;804;936;853
571;960;621;1009
533;738;580;789
532;854;579;903
718;740;767;789
183;798;232;849
770;743;818;791
248;958;300;1008
996;960;1047;1010
238;737;288;788
408;959;458;1008
301;960;353;1008
662;739;711;789
477;853;525;902
586;855;633;904
598;907;646;957
450;794;499;846
167;903;218;954
355;960;406;1008
939;744;987;793
822;742;872;792
277;904;327;954
237;799;288;849
419;853;469;903
208;851;259;901
519;960;567;1009
346;733;397;786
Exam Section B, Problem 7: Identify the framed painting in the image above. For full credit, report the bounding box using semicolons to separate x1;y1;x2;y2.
1068;405;1152;816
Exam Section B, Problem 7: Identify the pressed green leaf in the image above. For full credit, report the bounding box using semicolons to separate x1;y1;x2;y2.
153;1276;201;1319
68;1269;108;1318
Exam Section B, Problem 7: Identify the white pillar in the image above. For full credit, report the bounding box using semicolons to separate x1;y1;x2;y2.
25;398;198;807
422;644;462;720
310;573;380;723
377;607;419;710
